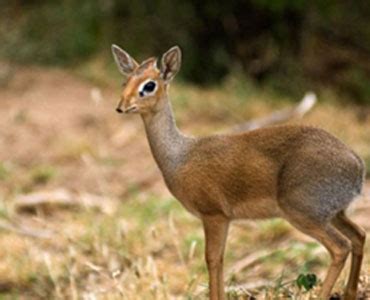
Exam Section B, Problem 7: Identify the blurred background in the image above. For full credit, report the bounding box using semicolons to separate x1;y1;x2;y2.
1;0;370;100
0;1;369;299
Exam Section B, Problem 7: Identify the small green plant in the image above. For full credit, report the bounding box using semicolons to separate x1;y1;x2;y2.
30;165;56;185
364;155;370;177
0;162;10;180
296;273;318;291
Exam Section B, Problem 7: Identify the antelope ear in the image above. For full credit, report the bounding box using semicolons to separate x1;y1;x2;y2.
111;44;139;76
160;46;182;82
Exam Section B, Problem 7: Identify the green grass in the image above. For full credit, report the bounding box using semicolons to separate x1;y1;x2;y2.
364;156;370;176
0;162;11;181
1;182;369;299
30;165;57;185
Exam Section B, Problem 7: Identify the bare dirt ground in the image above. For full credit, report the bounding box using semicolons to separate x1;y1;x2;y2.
0;66;369;299
0;66;169;198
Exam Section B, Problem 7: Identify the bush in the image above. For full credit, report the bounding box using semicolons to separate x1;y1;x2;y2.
0;0;369;101
0;1;103;65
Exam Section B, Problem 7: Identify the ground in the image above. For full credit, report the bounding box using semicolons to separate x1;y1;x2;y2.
0;65;369;299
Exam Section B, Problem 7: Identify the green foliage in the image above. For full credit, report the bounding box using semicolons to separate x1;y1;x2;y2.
0;201;9;219
0;162;11;181
341;69;370;105
0;0;369;101
30;165;57;185
365;156;370;177
120;195;182;225
296;273;318;291
251;0;307;12
0;1;103;65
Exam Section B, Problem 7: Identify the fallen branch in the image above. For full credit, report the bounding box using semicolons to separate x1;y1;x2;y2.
226;249;272;277
13;188;117;215
230;92;317;133
226;279;271;293
0;219;53;239
193;278;270;298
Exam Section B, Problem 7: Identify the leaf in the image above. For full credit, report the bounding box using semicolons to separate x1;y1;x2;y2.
296;273;317;291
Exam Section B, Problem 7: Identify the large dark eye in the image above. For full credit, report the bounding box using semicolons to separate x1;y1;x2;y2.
139;80;157;97
143;81;156;93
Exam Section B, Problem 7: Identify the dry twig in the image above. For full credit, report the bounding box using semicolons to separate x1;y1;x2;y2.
13;188;117;215
0;219;53;239
230;92;317;133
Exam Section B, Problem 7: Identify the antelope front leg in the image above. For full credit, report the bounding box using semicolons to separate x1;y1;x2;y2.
203;215;229;300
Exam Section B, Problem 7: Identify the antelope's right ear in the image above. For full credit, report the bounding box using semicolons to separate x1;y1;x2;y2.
160;46;182;82
111;44;139;76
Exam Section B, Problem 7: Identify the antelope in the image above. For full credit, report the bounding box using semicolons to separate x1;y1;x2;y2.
111;44;366;300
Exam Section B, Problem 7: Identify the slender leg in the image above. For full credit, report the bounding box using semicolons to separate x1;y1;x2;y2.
202;215;229;300
318;225;351;300
284;214;351;299
332;211;366;300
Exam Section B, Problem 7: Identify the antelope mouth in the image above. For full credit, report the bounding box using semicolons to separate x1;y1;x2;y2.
116;105;138;114
125;105;139;113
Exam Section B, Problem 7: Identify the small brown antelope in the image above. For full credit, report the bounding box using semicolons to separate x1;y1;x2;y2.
111;44;366;300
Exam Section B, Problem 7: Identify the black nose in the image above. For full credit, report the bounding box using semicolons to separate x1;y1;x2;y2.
116;107;123;113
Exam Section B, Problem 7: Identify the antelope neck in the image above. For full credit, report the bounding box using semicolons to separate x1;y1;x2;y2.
141;96;193;177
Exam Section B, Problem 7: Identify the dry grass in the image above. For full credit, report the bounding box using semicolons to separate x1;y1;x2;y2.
0;65;369;299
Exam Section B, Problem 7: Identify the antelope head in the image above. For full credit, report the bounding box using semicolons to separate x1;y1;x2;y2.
111;45;181;115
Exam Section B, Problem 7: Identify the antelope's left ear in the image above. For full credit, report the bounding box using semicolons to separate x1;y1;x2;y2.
111;44;139;76
160;46;182;82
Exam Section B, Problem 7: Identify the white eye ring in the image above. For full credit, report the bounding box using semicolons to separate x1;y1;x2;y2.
138;79;157;97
